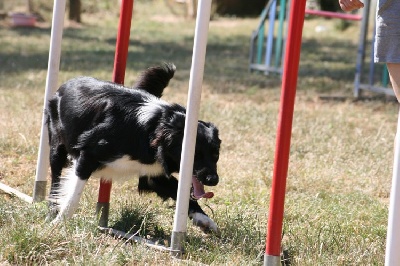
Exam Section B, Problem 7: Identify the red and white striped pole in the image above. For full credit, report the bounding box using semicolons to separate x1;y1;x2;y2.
264;0;307;265
96;0;134;228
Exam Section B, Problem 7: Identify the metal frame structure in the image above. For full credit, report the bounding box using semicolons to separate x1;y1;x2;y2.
250;0;392;100
353;1;393;98
249;0;287;75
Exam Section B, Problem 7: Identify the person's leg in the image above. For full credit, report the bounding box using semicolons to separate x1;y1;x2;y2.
385;63;400;266
387;63;400;102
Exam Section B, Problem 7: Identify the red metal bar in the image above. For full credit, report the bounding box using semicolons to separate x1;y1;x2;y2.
305;9;362;21
265;0;307;258
97;0;134;211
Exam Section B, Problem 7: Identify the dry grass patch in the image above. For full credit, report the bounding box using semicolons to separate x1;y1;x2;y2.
0;1;395;264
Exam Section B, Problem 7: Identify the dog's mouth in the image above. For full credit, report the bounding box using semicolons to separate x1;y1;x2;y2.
190;176;214;200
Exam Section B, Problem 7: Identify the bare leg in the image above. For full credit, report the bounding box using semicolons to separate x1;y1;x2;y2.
387;63;400;102
385;63;400;264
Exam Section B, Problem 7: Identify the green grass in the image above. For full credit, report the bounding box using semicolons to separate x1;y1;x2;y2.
0;1;396;265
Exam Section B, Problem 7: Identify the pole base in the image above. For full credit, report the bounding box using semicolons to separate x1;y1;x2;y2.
170;231;186;257
32;180;47;202
96;202;110;228
264;254;281;266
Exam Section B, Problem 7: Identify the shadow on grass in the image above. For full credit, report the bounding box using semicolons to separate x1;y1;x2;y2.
0;23;379;96
110;203;168;241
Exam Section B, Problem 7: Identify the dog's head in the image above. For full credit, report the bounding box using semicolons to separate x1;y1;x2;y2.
152;105;221;192
193;120;220;186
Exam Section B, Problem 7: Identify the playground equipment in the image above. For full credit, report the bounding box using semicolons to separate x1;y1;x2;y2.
249;0;287;75
250;0;393;98
353;2;394;98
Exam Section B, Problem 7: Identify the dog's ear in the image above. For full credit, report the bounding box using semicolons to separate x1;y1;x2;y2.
168;111;185;131
151;110;185;148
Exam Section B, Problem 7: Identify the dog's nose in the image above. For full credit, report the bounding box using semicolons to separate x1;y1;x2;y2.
204;174;219;186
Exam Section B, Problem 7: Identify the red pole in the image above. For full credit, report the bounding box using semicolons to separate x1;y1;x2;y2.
97;0;134;228
264;0;307;265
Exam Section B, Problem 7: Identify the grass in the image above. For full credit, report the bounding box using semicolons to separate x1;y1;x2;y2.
0;0;396;264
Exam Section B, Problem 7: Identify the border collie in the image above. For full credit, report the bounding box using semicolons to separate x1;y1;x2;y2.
46;63;221;233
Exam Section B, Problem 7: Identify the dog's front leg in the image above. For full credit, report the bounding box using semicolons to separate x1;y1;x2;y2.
188;200;219;234
138;175;219;233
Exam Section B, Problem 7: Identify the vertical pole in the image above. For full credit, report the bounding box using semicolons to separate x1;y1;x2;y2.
385;108;400;265
368;15;376;87
33;0;67;202
170;0;212;256
96;0;134;228
257;16;265;64
382;65;389;87
353;0;370;98
264;0;306;265
274;0;286;68
279;0;291;77
265;0;277;73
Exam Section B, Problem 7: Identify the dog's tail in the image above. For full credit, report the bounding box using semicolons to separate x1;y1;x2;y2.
133;62;176;98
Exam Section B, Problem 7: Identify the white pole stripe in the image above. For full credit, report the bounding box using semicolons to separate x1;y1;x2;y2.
33;0;66;201
171;0;212;251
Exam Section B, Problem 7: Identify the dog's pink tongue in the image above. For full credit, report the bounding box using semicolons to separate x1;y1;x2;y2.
192;176;214;199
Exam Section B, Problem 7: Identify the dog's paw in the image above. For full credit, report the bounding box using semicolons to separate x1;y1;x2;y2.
189;212;219;234
45;204;59;223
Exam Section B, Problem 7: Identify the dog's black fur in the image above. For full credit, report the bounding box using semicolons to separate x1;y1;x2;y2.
46;63;221;232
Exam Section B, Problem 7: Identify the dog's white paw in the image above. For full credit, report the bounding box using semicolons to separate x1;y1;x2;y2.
189;212;219;234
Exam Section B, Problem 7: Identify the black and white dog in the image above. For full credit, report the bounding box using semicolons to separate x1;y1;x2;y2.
46;63;221;233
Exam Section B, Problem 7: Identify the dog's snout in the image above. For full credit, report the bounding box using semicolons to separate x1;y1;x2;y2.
204;174;219;186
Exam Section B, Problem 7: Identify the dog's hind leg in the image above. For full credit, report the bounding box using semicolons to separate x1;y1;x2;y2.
52;167;88;224
52;151;99;223
138;175;219;233
46;97;71;219
47;143;69;219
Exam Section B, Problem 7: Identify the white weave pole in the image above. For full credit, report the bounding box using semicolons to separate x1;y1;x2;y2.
33;0;66;202
385;107;400;266
170;0;212;255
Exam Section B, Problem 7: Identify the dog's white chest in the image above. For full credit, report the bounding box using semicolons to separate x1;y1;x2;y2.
92;155;164;181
